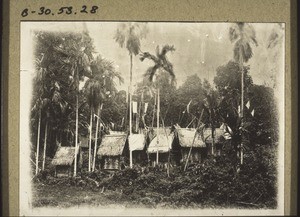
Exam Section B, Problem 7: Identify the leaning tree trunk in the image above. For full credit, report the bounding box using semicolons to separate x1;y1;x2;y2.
42;120;48;171
35;109;41;175
92;107;100;172
88;108;93;172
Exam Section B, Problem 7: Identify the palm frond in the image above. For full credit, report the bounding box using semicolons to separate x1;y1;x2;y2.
144;65;160;82
229;25;239;43
140;52;158;62
233;39;253;63
160;45;175;56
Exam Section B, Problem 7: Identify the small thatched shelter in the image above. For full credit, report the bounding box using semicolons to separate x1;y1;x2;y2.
97;133;128;170
51;146;80;177
147;128;174;166
128;133;147;166
203;127;229;155
175;128;207;164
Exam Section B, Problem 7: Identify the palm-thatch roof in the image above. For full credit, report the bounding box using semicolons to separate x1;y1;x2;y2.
203;128;226;144
97;133;127;157
147;128;174;153
51;146;77;166
147;127;173;140
129;134;146;151
176;128;206;148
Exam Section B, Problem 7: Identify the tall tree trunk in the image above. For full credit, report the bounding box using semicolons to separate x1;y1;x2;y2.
42;121;48;171
211;111;215;155
129;54;133;168
240;47;244;165
74;66;79;177
156;88;160;165
92;107;100;171
152;93;156;128
35;109;41;175
129;54;133;134
88;108;93;172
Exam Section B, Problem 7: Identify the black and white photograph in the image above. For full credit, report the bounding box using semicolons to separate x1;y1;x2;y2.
20;21;285;216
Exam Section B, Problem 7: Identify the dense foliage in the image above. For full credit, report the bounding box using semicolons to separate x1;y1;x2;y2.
34;142;277;208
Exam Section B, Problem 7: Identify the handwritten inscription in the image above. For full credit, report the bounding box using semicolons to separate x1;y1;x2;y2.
21;5;99;17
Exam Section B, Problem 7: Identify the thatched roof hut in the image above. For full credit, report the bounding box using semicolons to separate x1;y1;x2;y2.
147;128;174;153
97;133;128;157
51;146;78;166
175;128;206;148
203;128;226;144
128;134;146;151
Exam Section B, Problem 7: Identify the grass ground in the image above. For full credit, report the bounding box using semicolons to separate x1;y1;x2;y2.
32;145;277;209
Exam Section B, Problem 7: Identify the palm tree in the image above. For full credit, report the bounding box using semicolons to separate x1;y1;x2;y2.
229;22;257;165
84;55;124;172
203;88;222;155
140;44;176;168
52;37;93;176
114;22;148;135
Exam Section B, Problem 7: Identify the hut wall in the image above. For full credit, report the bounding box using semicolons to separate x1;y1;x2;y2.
132;150;147;166
181;148;204;164
149;152;169;167
55;165;72;177
103;156;121;170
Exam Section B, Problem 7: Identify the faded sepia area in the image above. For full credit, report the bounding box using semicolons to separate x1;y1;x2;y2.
20;22;285;216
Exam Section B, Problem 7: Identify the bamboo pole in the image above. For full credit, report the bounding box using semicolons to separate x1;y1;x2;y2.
156;88;160;165
88;109;93;172
240;46;244;165
35;110;41;175
129;54;133;135
92;106;100;171
42;121;48;171
129;54;133;168
74;65;79;177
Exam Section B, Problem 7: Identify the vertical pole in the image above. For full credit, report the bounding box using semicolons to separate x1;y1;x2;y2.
240;47;244;165
74;64;79;177
35;110;41;175
129;54;133;135
88;109;93;172
42;121;48;171
152;93;156;128
156;88;160;165
92;107;100;171
129;54;133;168
211;112;215;156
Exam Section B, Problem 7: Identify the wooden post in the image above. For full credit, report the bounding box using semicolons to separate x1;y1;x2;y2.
129;54;133;135
92;106;100;171
88;109;93;172
156;88;160;165
74;64;79;177
42;121;48;171
129;135;133;168
35;110;41;175
240;46;244;165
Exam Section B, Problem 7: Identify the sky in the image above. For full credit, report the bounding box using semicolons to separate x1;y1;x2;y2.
21;21;284;91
